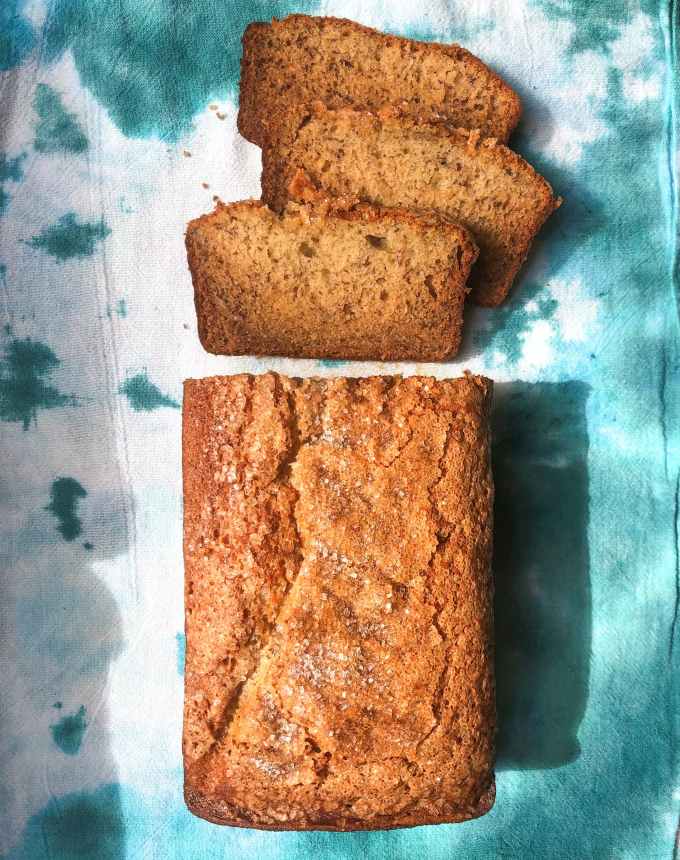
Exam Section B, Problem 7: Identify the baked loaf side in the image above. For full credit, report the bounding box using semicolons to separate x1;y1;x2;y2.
238;15;521;147
185;195;478;361
262;105;560;307
183;372;495;831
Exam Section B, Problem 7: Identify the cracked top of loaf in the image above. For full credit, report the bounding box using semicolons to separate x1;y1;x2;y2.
182;372;495;831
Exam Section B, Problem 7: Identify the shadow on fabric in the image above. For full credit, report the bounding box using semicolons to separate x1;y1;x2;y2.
492;381;591;770
505;75;607;285
1;375;131;858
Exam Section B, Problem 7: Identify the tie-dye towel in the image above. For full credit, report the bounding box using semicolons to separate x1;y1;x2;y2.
1;2;678;858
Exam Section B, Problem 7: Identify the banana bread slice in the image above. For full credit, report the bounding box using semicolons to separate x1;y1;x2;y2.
183;371;495;830
185;191;478;362
238;15;521;146
262;105;560;307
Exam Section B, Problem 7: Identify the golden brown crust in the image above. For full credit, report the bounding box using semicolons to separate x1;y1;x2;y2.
261;104;560;306
184;781;496;831
238;15;521;146
237;21;268;143
183;373;495;831
185;195;478;362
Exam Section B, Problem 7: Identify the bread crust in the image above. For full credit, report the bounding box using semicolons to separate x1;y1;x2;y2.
261;104;560;306
184;781;496;831
238;15;521;146
183;373;495;831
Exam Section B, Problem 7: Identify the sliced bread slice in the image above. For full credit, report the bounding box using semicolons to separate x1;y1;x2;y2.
238;15;521;147
185;187;478;362
262;105;560;307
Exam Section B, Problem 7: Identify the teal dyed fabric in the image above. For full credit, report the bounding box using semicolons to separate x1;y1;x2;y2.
0;1;678;857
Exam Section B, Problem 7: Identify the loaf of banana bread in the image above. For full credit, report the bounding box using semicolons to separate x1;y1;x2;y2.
183;372;496;831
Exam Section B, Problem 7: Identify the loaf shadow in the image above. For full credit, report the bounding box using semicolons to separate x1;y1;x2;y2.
2;399;129;857
492;381;591;770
